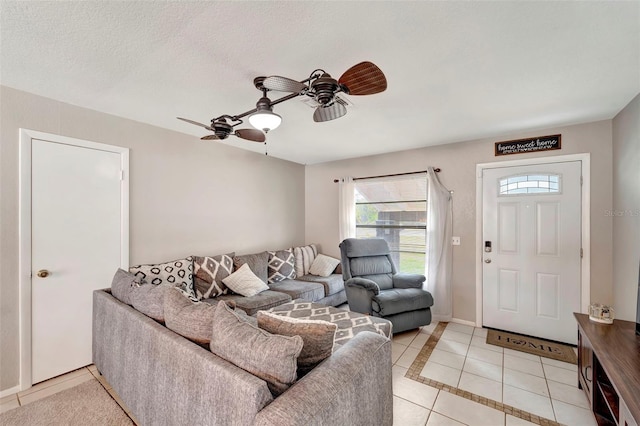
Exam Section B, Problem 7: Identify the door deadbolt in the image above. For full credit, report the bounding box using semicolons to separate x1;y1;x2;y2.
484;259;492;264
37;270;50;278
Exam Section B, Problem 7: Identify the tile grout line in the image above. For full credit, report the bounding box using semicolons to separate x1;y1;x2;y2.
404;323;563;426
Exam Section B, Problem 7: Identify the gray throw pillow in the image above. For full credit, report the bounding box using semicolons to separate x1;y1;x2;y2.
210;302;303;397
193;253;235;299
129;257;197;301
257;311;337;376
233;251;269;284
267;249;296;284
164;287;217;344
111;268;143;305
129;283;169;322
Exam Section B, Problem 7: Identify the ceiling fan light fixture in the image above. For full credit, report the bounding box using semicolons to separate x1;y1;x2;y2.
249;96;281;133
249;110;281;133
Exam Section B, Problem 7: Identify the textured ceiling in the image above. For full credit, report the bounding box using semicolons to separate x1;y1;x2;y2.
1;1;639;164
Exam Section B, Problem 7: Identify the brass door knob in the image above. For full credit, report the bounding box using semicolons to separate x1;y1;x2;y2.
37;270;50;278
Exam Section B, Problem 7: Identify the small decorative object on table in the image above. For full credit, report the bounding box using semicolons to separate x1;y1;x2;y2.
588;303;614;324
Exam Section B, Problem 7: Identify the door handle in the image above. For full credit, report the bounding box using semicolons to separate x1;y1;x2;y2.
37;269;50;278
484;259;492;264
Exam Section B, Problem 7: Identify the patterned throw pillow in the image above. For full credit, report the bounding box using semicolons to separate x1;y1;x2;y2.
210;302;303;397
268;249;296;284
193;253;235;299
293;244;318;277
129;257;197;301
257;310;337;377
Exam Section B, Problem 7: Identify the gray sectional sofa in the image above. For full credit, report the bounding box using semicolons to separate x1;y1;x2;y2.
93;289;393;425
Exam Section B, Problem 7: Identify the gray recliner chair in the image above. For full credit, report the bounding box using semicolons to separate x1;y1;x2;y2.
339;238;434;334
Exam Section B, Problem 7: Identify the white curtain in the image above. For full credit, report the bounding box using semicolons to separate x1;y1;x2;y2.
338;177;356;242
425;167;453;322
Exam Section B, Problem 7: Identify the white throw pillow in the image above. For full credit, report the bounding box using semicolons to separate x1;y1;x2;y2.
222;263;269;297
308;254;341;277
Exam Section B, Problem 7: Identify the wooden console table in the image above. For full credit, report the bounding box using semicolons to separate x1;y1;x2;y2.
575;313;640;426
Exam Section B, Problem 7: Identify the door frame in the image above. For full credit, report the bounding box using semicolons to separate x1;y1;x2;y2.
18;129;129;390
475;153;590;327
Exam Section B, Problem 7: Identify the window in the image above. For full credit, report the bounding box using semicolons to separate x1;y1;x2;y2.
355;175;427;274
499;173;561;195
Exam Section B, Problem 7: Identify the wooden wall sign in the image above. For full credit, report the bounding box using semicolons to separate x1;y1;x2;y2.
494;134;561;156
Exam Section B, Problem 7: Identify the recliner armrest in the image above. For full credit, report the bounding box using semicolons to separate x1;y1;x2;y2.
393;273;425;289
346;277;380;294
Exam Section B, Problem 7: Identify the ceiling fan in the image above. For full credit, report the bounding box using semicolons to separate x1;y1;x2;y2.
177;61;387;141
263;61;387;122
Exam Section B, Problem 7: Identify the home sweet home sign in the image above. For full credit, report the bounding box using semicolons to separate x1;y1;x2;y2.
494;134;561;156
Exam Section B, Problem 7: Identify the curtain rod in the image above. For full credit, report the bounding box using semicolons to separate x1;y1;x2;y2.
332;168;440;183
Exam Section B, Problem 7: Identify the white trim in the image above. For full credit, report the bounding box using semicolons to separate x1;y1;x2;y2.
450;318;477;327
18;129;129;391
0;385;20;399
475;153;591;327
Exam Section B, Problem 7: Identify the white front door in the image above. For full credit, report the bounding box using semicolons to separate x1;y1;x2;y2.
30;137;126;384
482;161;582;344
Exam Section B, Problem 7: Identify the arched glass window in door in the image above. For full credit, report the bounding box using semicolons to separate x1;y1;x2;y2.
499;173;561;195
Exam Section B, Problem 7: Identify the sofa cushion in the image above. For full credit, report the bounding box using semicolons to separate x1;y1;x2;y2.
130;257;197;301
215;290;292;316
293;244;317;277
164;287;218;345
193;253;234;299
267;249;296;284
234;251;269;284
223;263;270;297
111;268;143;305
372;288;434;316
268;279;325;302
210;302;303;397
129;283;169;322
297;274;344;297
257;311;337;376
309;254;341;277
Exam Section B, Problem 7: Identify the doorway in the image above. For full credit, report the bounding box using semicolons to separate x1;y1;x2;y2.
19;129;129;388
475;154;590;345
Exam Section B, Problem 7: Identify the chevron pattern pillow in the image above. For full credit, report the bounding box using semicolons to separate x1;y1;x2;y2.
268;249;296;284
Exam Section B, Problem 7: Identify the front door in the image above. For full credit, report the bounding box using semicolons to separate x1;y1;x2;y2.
31;137;127;384
482;161;581;344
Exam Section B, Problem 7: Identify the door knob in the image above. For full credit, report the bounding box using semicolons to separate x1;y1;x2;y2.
484;259;492;264
37;270;50;278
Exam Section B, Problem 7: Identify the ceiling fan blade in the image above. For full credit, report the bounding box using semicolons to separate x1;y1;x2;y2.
263;76;307;93
178;117;215;131
338;61;387;95
235;128;266;143
201;134;221;140
313;102;347;123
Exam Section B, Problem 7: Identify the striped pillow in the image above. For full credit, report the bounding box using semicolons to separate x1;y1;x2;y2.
293;244;318;277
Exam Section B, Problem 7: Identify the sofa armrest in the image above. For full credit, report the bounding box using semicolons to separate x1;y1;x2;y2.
393;273;425;289
346;277;380;293
255;331;393;426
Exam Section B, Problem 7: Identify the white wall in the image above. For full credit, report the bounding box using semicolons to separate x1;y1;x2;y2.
0;86;305;392
612;93;640;321
305;120;614;323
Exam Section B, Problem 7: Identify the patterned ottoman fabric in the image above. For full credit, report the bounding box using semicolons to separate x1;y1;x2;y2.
268;301;392;346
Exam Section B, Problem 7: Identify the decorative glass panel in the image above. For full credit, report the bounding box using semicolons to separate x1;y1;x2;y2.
499;174;561;195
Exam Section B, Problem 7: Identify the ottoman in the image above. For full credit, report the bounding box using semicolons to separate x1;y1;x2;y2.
267;300;392;346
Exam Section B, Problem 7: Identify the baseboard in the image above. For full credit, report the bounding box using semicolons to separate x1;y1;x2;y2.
450;318;477;327
0;384;20;398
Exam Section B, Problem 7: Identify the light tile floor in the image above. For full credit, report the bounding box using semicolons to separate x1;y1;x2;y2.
392;322;597;426
1;321;596;426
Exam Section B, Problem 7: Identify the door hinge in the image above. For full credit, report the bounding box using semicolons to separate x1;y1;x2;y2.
580;248;584;258
580;176;583;186
119;170;124;181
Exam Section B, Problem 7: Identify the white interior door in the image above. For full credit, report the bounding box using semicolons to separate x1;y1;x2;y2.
482;161;581;344
31;138;125;384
